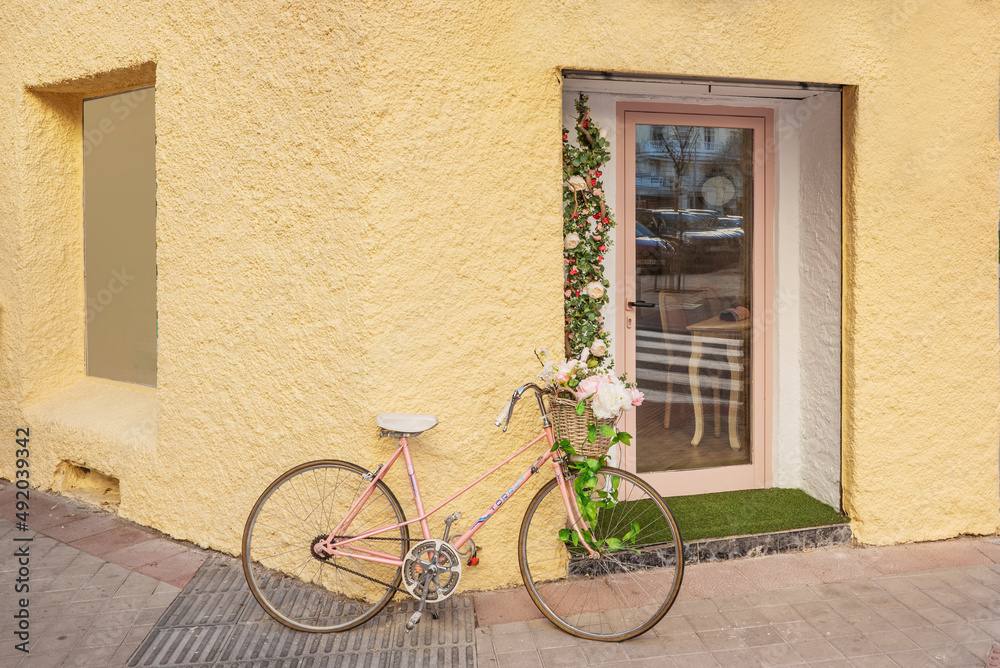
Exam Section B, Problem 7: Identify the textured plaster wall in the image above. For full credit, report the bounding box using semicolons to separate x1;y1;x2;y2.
0;1;997;593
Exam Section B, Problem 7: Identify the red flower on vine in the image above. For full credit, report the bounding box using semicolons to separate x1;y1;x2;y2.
597;257;603;263
595;170;602;177
581;120;589;128
570;268;579;275
599;245;607;252
572;213;579;219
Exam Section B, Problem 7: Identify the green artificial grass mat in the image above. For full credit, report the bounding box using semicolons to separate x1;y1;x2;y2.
663;488;849;542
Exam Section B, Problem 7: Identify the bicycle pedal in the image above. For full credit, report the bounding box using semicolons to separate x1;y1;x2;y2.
405;611;422;633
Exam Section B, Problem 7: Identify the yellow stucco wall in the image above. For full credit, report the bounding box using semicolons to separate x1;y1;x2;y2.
0;0;997;592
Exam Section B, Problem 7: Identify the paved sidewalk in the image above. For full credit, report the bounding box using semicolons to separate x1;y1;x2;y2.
0;480;208;667
2;479;1000;667
475;539;1000;667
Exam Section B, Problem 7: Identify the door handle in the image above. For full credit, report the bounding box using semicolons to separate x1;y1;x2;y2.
628;301;657;309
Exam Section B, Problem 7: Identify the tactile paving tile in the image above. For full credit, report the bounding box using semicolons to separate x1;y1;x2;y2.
128;555;476;667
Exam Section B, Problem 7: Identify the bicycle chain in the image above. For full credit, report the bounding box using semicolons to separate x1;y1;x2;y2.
317;535;415;595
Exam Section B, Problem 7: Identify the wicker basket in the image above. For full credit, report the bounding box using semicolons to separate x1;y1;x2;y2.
548;392;618;458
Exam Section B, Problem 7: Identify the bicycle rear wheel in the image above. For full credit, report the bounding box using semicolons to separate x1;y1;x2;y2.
518;466;683;641
242;460;409;632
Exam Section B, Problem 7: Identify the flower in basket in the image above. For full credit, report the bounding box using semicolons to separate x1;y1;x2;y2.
576;374;636;419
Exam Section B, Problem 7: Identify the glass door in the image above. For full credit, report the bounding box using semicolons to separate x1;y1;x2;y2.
618;105;772;496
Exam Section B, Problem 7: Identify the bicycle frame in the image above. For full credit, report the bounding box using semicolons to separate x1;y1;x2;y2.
312;423;596;566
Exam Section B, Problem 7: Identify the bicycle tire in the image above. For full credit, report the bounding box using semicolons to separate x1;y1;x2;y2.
518;466;684;641
242;460;409;632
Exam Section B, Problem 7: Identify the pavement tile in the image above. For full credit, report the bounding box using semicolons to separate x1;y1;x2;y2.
738;624;785;647
711;647;765;667
923;643;984;667
848;655;900;667
621;636;674;660
862;630;918;653
787;638;843;662
809;614;862;639
735;553;822;590
846;612;896;634
750;641;805;666
474;587;545;627
572;639;629;663
651;613;696;636
134;549;207;589
935;621;994;643
68;526;155;557
496;649;542;668
721;606;770;628
43;515;120;544
670;652;721;667
856;545;937;576
858;593;905;612
774;620;823;642
697;628;747;651
64;644;120;666
758;604;805;624
12;651;72;668
905;541;995;569
658;631;708;654
489;629;534;654
885;649;942;667
684;611;731;632
678;561;756;600
810;582;856;600
876;607;932;630
103;539;188;570
537;645;587;668
827;634;880;657
946;601;997;622
900;625;954;648
528;626;579;649
914;605;967;626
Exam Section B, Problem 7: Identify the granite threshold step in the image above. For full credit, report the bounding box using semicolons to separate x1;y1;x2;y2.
683;522;852;564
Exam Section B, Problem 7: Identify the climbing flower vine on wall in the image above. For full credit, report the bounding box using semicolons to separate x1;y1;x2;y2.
563;94;615;366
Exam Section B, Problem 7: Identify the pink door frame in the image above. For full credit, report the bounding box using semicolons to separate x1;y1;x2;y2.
614;102;775;497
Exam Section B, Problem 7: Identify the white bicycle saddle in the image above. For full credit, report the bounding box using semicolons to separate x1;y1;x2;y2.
376;413;438;436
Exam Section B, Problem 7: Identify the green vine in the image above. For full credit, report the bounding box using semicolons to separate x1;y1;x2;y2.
553;96;642;554
563;93;615;361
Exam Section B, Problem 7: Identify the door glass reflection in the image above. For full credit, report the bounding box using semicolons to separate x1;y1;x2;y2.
633;125;752;473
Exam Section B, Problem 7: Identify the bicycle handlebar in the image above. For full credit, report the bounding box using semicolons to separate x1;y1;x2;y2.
494;383;552;432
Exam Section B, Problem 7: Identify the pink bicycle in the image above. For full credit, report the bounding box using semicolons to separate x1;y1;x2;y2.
241;383;683;641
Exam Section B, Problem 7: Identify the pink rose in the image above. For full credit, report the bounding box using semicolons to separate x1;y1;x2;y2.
630;388;644;407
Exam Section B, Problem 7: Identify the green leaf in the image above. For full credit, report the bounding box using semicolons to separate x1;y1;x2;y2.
599;424;615;438
558;528;572;542
617;432;632;446
561;444;577;457
586;458;600;471
575;401;586;416
587;424;597;442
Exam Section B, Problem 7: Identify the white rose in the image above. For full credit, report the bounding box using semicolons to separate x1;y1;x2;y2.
586;281;605;300
565;175;587;192
590;339;607;357
564;232;580;250
592;382;627;419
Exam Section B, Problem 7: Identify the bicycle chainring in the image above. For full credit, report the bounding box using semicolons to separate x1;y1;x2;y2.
402;539;462;602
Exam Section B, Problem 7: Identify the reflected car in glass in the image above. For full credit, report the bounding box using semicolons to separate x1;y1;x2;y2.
637;209;743;271
635;221;676;275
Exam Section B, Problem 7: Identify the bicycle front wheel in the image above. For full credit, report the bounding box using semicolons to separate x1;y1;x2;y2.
242;460;409;632
518;466;683;641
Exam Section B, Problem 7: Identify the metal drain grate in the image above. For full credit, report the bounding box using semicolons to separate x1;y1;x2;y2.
128;555;476;667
